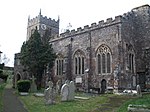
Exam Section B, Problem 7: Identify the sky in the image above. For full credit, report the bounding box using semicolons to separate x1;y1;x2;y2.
0;0;149;67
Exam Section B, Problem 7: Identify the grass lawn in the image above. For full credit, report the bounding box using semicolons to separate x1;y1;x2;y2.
117;93;150;112
19;92;135;112
0;83;6;112
18;87;150;112
20;93;109;112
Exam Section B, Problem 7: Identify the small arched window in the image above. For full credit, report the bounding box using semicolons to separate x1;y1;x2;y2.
74;50;85;75
127;44;135;73
55;54;64;75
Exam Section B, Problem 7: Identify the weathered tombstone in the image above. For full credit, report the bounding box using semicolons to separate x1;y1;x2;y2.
44;81;55;105
65;80;70;85
61;82;69;101
45;76;49;88
68;81;75;101
128;104;150;112
56;80;61;94
136;85;142;97
0;78;4;84
30;75;37;93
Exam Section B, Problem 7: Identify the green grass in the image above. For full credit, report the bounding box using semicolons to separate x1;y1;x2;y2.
117;93;150;112
20;93;109;112
0;83;6;112
18;87;150;112
20;92;138;112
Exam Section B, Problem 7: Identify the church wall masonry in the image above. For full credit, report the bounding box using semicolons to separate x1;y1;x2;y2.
14;4;150;92
50;16;124;90
50;5;150;91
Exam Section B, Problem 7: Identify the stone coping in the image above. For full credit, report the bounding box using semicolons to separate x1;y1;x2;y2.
75;96;89;100
19;92;29;96
33;93;45;97
128;104;150;112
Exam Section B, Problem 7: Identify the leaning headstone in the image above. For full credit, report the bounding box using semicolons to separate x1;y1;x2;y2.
61;83;69;101
44;81;55;105
68;81;75;101
30;76;37;93
136;85;142;97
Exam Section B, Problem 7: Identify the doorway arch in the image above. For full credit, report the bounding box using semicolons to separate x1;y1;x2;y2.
101;79;107;93
16;73;21;81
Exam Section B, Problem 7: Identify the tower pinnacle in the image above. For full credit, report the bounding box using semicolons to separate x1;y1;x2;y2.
28;15;30;21
39;9;41;15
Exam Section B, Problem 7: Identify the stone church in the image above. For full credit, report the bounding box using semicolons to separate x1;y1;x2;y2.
14;5;150;93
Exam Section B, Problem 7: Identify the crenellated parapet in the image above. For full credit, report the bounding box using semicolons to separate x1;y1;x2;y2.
28;16;39;26
59;15;122;38
52;5;150;40
28;14;59;28
132;4;150;12
122;11;134;21
40;15;59;28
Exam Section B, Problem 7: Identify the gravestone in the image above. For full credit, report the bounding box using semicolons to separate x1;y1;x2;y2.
136;85;142;97
44;81;55;105
68;81;75;101
0;78;4;84
30;76;37;93
61;80;75;101
61;82;69;101
128;104;150;112
56;80;62;95
65;80;70;85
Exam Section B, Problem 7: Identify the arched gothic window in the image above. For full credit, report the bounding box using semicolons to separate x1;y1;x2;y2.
74;50;85;75
96;45;112;74
126;44;135;73
55;54;64;75
129;53;134;73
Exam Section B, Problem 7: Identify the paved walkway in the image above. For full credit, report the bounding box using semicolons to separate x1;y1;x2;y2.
2;76;28;112
2;88;28;112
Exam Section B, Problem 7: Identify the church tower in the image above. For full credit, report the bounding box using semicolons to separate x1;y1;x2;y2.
26;10;59;40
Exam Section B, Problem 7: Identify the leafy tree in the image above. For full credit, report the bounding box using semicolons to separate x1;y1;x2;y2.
1;54;10;65
0;63;4;75
20;29;56;89
0;63;8;82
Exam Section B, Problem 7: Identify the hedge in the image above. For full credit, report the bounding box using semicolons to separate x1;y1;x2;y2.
17;80;31;92
0;75;8;82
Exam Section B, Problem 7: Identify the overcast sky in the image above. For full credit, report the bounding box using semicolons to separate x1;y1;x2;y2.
0;0;149;67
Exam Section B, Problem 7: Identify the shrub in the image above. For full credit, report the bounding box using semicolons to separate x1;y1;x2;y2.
0;83;6;112
0;75;8;82
17;80;31;92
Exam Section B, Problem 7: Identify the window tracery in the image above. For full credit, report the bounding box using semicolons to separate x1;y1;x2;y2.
96;45;112;74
